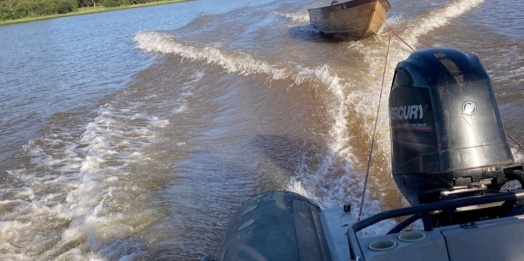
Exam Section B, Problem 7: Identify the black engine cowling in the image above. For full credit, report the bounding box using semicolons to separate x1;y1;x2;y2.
389;48;514;205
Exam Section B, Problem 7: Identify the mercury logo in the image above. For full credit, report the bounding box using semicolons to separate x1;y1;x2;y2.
462;101;476;115
390;105;424;120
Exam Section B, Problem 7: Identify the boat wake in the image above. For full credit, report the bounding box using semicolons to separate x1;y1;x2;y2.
1;89;174;259
135;32;292;82
134;31;387;223
398;0;485;48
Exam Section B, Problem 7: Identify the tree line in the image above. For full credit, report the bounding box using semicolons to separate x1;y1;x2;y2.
0;0;168;21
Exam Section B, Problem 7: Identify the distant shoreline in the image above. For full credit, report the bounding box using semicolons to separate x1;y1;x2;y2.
0;0;188;26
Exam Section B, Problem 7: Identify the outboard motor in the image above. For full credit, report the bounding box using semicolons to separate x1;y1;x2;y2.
389;48;514;205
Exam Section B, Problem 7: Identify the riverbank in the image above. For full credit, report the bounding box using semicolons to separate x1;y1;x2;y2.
0;0;188;26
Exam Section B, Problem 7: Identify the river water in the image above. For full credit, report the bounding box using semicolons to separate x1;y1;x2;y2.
0;0;523;260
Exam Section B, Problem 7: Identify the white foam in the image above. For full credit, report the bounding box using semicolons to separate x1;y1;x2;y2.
288;65;390;228
134;32;290;81
88;237;150;261
84;188;112;251
511;147;524;163
2;89;173;259
399;0;485;48
272;11;310;24
173;105;188;114
13;188;35;201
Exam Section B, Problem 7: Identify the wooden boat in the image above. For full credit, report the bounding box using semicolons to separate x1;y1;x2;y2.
308;0;391;39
